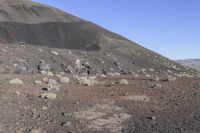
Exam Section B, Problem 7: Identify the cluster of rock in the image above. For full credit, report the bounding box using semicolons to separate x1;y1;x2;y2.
0;41;198;81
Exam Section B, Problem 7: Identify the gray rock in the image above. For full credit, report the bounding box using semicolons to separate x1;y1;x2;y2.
75;59;82;69
42;77;48;83
34;80;42;85
167;76;176;82
40;71;47;75
0;49;7;52
82;62;90;69
48;79;57;85
37;60;51;72
60;77;70;83
114;61;120;66
40;92;57;100
9;78;23;85
13;64;28;74
150;83;162;89
47;71;54;76
46;83;60;91
77;76;97;86
65;65;74;74
51;50;58;56
107;73;116;77
119;79;129;85
30;130;41;133
55;74;62;78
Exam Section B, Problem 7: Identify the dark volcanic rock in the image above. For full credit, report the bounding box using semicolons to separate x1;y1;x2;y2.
0;22;102;50
0;0;126;51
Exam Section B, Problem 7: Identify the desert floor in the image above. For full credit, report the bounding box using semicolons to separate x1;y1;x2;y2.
0;74;199;133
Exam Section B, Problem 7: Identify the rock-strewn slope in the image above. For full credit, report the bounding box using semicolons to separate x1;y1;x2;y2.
0;0;196;77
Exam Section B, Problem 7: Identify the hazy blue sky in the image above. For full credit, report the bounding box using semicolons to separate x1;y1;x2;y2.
33;0;200;59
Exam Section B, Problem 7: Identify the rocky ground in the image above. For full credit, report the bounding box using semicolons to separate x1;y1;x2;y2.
0;42;197;76
0;42;199;133
0;73;199;133
0;1;199;132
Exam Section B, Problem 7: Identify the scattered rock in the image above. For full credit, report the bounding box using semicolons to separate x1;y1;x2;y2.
30;129;41;133
37;60;51;72
182;73;193;78
40;92;57;100
149;68;155;72
68;50;72;54
82;62;90;69
34;80;42;85
0;49;7;52
9;78;23;85
145;116;156;120
77;76;97;86
106;73;116;77
150;83;162;89
171;64;180;71
42;77;48;83
20;41;25;45
110;67;114;71
38;48;43;52
60;77;70;83
47;83;60;91
65;65;74;74
55;74;62;78
47;71;54;76
104;53;111;57
146;74;151;78
140;68;146;73
42;106;48;110
130;71;139;77
114;61;120;66
99;74;106;78
16;91;20;95
166;75;176;82
114;72;120;76
119;79;129;85
76;59;82;69
154;76;160;81
40;71;47;75
51;50;58;56
48;79;57;85
167;69;173;74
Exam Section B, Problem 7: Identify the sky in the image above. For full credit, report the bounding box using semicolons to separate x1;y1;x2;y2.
33;0;200;60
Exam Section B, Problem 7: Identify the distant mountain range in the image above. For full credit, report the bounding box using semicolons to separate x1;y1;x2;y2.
176;59;200;71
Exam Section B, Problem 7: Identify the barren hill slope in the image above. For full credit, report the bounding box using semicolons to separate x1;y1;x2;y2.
0;0;196;77
0;1;199;133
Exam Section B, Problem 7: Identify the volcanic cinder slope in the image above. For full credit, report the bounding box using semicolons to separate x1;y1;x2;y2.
0;1;200;133
0;0;196;76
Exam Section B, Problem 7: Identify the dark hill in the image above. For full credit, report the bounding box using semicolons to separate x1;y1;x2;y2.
0;0;128;50
0;0;197;76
